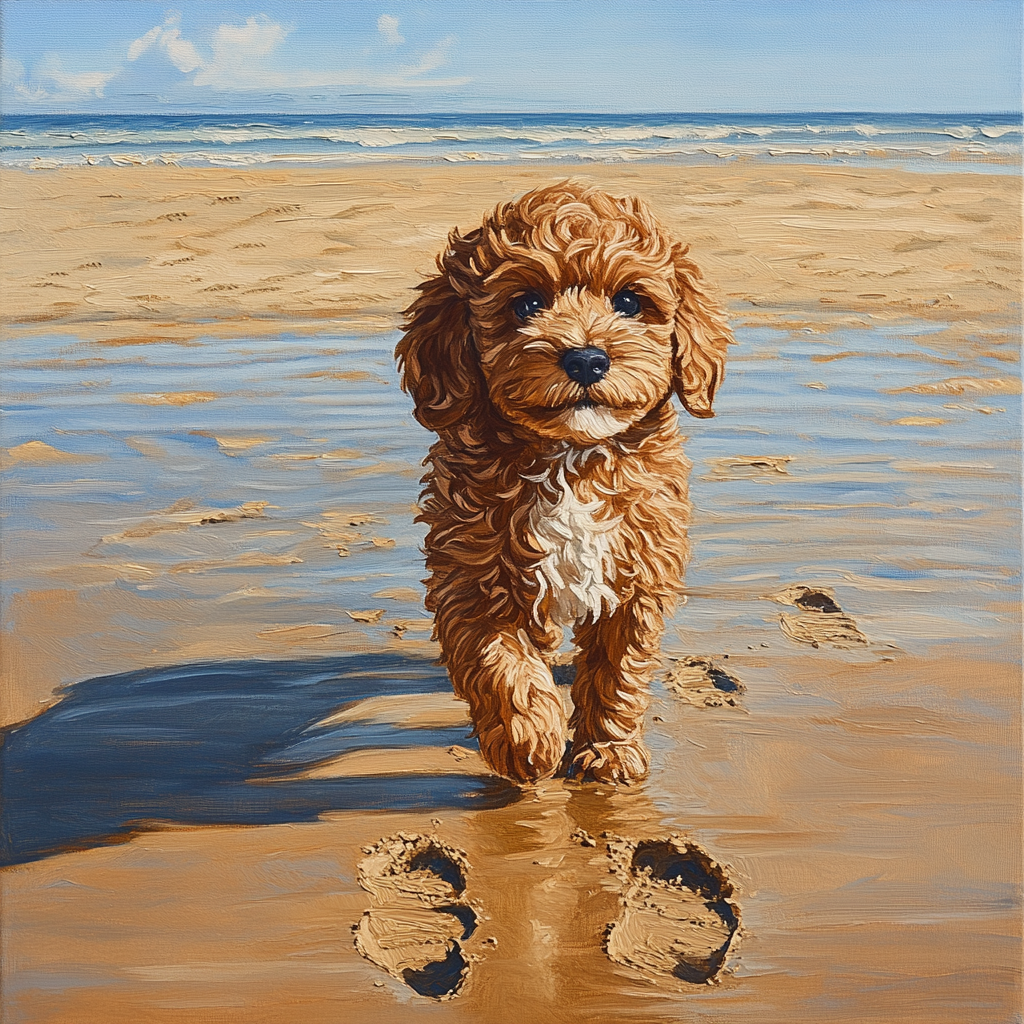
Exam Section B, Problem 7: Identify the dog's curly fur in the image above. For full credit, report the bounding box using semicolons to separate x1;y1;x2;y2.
397;181;731;784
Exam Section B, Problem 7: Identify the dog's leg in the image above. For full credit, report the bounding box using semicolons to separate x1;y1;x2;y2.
568;594;666;783
438;617;566;783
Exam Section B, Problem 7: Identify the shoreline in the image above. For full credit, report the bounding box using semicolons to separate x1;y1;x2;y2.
8;153;1020;175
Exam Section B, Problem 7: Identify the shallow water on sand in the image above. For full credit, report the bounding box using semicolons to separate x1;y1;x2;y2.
3;319;1019;659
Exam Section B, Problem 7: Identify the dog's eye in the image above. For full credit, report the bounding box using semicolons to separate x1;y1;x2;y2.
611;288;642;318
512;291;546;321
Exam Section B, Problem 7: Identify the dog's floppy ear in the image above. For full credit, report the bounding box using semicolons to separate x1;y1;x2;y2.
396;236;485;433
671;246;733;418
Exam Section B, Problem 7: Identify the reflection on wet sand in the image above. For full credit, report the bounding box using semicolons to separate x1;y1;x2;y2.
1;648;1018;1021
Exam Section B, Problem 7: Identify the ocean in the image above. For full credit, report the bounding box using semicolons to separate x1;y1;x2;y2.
2;112;1020;171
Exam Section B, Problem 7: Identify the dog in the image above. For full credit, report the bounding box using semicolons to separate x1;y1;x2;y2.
396;181;731;784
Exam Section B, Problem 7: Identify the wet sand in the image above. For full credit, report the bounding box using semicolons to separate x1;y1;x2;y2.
1;162;1021;1022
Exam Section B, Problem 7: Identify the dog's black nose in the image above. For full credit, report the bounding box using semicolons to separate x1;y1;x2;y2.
560;346;610;386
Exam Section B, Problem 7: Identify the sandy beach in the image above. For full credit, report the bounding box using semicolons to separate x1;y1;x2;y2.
3;162;1020;342
1;160;1021;1022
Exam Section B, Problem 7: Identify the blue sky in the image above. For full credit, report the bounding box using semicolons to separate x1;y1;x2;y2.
2;0;1021;114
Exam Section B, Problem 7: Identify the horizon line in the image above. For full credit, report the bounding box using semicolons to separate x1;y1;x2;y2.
4;109;1023;118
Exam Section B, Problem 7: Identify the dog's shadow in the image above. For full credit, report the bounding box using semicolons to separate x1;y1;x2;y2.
1;653;519;867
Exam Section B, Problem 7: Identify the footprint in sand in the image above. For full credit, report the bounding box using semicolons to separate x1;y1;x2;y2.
663;656;745;708
770;585;868;649
604;835;740;985
353;833;478;1000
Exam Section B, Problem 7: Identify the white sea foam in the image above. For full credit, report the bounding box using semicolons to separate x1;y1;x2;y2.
2;114;1019;169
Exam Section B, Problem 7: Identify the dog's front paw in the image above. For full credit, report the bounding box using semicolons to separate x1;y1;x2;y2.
477;711;566;783
569;739;650;784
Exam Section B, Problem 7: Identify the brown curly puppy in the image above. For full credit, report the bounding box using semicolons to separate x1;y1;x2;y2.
397;181;731;784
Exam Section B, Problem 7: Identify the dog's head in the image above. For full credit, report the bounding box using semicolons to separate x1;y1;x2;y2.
397;182;732;445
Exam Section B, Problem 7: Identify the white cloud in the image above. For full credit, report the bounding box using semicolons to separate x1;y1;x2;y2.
128;13;202;73
8;10;469;101
3;10;466;108
192;15;290;88
406;35;456;76
184;14;465;93
35;55;118;97
2;56;27;87
161;28;203;73
212;14;289;59
378;14;404;46
127;24;163;61
0;57;50;103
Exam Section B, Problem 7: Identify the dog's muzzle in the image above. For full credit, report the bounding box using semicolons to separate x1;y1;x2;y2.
560;346;610;386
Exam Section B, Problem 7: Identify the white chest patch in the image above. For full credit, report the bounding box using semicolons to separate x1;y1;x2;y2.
527;464;620;629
